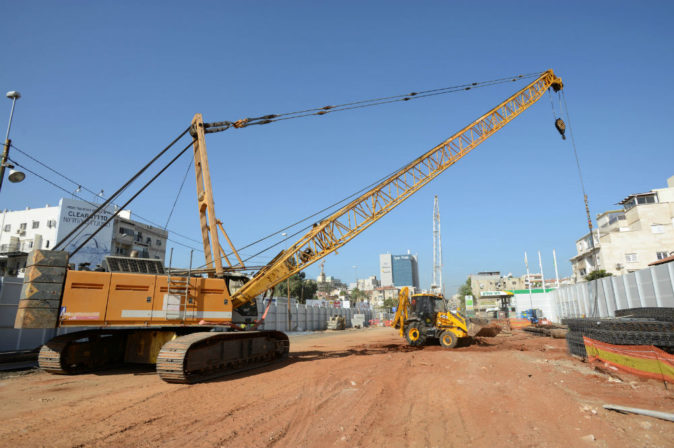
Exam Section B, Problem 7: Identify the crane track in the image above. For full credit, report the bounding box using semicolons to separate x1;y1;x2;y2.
156;330;289;384
38;329;129;374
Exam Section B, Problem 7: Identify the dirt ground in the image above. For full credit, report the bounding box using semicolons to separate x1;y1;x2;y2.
0;327;672;448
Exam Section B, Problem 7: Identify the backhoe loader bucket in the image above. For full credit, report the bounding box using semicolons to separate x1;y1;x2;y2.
467;317;501;337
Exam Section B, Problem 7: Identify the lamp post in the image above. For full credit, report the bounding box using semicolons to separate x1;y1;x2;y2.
1;91;25;193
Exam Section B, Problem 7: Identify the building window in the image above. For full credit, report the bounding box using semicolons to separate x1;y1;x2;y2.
3;224;9;232
46;240;50;248
19;223;27;230
146;237;152;245
657;251;669;260
579;268;586;276
651;225;664;234
32;221;39;229
625;253;638;263
28;241;33;248
156;239;162;246
46;220;57;229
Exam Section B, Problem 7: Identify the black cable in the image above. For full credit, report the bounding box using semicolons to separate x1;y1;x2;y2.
71;139;196;256
205;72;542;132
10;141;203;243
8;156;206;254
165;158;193;229
54;126;191;250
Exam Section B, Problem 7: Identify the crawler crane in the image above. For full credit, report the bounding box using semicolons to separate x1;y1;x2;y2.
15;70;563;383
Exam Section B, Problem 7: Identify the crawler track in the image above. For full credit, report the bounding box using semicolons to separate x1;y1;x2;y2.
156;330;289;384
38;329;128;374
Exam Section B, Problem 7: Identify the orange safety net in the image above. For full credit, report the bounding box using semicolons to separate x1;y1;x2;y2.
583;337;674;384
509;318;532;329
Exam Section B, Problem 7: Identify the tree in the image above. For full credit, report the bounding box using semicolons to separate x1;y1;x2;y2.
350;287;368;303
456;278;473;312
272;272;318;304
383;297;397;309
585;269;612;282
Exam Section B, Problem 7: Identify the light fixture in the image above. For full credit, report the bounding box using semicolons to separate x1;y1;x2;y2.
8;167;25;183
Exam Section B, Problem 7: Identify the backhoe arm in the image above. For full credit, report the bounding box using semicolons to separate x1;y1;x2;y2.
231;70;563;308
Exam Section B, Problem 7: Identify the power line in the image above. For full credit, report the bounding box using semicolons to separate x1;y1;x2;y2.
7;155;205;255
9;141;203;246
53;127;191;251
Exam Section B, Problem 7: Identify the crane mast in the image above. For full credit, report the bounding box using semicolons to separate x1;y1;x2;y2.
230;69;563;308
431;195;443;296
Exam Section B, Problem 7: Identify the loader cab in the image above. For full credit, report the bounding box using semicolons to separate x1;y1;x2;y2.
410;294;447;322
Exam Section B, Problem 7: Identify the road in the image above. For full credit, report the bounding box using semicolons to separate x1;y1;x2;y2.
0;327;672;447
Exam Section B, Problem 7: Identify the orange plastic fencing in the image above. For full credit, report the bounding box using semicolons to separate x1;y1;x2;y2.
509;318;532;329
583;337;674;384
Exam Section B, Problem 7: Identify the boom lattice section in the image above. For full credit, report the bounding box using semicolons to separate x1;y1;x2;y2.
231;70;562;307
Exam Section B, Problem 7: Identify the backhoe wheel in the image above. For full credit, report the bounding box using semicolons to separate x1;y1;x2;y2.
405;325;426;347
439;331;458;349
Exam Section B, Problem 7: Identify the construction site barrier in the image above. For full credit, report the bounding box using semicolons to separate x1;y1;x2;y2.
508;318;532;329
583;336;674;384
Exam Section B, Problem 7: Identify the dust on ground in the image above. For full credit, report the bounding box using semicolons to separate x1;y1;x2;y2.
0;327;671;448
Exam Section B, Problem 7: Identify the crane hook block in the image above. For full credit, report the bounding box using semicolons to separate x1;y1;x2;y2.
555;118;567;140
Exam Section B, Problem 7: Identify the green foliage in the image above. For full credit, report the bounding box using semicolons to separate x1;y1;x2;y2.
456;278;473;311
350;287;368;303
272;272;318;304
383;297;397;309
585;269;613;281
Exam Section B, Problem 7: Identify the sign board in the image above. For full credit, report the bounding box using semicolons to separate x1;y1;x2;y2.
465;295;474;311
56;198;114;270
480;290;514;297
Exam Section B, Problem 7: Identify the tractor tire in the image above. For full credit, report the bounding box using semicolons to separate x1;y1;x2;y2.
405;325;426;347
439;331;458;349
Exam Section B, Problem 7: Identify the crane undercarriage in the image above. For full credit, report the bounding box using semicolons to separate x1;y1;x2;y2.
39;327;289;384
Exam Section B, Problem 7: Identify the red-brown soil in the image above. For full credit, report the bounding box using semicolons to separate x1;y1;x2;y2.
0;327;672;447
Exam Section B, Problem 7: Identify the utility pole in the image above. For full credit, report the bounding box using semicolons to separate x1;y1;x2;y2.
1;91;25;193
431;195;443;296
553;249;560;288
524;252;533;310
538;251;546;292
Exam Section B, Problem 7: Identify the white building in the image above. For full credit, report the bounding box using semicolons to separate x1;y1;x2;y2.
0;198;168;276
570;175;674;282
356;275;380;291
379;253;393;286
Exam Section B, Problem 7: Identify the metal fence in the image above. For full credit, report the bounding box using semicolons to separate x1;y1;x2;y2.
255;297;374;332
552;262;674;320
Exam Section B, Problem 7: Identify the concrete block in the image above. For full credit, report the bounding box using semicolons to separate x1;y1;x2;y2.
20;282;64;302
23;265;66;284
14;307;59;329
18;298;61;309
26;250;69;268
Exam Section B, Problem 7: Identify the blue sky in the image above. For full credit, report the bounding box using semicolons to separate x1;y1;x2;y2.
2;1;673;293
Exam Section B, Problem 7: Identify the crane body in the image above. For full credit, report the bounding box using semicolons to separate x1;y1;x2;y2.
14;70;563;383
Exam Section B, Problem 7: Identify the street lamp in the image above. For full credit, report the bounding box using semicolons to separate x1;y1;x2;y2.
1;91;25;192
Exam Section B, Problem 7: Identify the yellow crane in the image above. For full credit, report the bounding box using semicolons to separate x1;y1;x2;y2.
15;70;563;383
